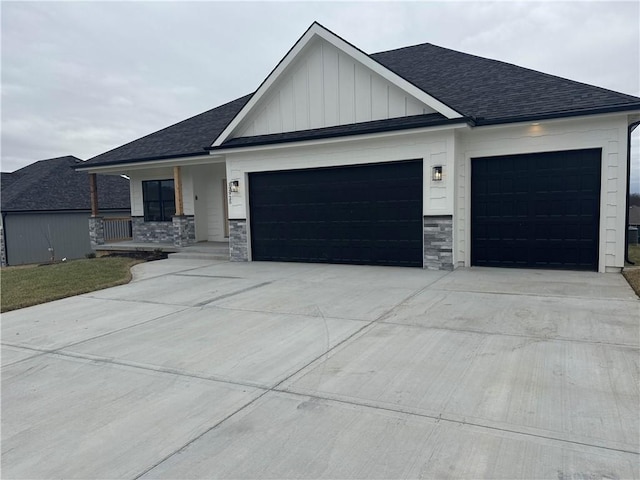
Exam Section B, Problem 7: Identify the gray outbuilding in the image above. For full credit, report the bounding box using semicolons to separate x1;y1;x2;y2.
1;156;130;266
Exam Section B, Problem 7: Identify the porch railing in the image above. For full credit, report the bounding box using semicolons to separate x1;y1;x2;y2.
103;217;133;242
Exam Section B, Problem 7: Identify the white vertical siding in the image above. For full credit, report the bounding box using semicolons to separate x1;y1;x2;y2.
323;43;340;127
338;52;355;124
234;37;436;138
354;63;372;123
293;62;309;131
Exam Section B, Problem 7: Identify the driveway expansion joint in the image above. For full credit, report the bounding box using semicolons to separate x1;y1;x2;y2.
274;387;640;456
377;320;640;349
133;279;431;478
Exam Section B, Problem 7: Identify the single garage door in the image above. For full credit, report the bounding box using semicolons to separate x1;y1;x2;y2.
249;160;423;267
471;149;601;271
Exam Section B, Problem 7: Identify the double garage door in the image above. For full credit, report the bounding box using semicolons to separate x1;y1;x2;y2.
249;160;423;267
248;149;601;271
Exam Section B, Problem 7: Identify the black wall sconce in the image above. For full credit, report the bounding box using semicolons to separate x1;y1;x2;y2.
229;180;240;193
432;165;443;182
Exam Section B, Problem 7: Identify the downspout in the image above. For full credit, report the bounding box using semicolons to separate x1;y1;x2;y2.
625;120;640;265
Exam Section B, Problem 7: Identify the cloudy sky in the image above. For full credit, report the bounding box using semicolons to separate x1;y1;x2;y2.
2;1;639;190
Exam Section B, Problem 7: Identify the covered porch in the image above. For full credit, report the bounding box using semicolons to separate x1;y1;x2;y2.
88;160;230;252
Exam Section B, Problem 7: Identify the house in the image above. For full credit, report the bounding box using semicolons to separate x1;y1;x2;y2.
78;22;640;272
1;156;130;266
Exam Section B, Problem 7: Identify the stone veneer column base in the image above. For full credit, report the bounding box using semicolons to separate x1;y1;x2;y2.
423;215;453;271
172;215;196;247
89;216;105;248
229;219;248;261
132;217;173;243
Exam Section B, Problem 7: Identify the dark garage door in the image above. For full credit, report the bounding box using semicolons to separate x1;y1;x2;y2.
249;160;423;267
471;149;601;271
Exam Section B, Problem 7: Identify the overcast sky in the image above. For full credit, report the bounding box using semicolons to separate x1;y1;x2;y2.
2;1;639;191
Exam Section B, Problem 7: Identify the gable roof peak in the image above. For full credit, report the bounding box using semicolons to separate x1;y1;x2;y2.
211;22;463;147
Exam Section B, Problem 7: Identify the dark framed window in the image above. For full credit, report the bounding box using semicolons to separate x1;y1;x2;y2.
142;179;175;222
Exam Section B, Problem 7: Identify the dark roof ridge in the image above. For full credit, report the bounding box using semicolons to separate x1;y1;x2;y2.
373;42;640;100
371;41;437;56
13;155;82;171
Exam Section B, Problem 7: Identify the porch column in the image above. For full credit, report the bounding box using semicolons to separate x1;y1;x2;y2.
173;166;184;215
171;165;194;247
88;173;105;247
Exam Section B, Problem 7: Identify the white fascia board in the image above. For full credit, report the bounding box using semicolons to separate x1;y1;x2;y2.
75;154;224;174
210;122;469;156
471;110;640;132
211;23;464;148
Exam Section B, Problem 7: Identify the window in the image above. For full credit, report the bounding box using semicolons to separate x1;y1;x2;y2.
142;179;175;222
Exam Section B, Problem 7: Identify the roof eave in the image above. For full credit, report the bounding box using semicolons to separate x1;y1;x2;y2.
473;104;640;126
75;151;210;172
208;117;469;151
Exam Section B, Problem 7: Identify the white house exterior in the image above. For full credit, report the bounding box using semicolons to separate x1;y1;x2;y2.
78;23;640;273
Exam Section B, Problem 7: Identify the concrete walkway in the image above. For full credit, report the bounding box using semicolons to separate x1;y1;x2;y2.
2;260;638;479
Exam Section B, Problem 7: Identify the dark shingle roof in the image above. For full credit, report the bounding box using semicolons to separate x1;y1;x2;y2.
370;43;640;124
86;95;251;167
1;156;130;212
83;39;640;168
1;172;17;190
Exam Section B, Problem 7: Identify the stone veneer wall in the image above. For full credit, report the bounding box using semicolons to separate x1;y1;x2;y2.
89;216;105;248
229;219;248;261
172;215;195;247
423;215;453;271
132;216;173;243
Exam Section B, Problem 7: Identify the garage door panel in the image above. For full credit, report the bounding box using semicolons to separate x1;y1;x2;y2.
472;149;601;271
250;160;423;267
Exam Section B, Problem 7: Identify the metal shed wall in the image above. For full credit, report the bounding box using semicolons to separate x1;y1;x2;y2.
3;211;129;266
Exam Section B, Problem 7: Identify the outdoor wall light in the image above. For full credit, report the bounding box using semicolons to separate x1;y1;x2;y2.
432;165;443;182
229;180;240;193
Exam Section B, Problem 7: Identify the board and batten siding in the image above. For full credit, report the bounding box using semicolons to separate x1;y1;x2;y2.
235;37;436;138
456;114;630;272
3;211;129;266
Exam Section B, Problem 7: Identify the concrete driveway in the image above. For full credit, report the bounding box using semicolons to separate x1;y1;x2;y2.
2;260;638;479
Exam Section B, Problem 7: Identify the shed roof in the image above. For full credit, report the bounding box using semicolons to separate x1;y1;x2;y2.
1;156;130;212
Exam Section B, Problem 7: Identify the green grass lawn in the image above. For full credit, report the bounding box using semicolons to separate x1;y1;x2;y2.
1;257;142;313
